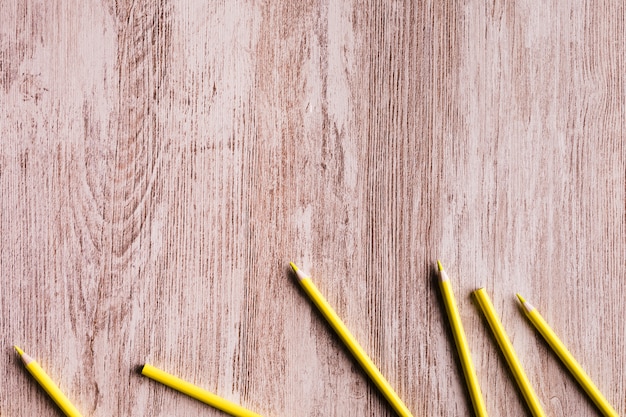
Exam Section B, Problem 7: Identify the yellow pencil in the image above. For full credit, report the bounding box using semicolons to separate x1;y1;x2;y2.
438;261;488;416
473;289;546;417
141;363;263;417
289;262;413;417
517;294;619;417
14;346;83;417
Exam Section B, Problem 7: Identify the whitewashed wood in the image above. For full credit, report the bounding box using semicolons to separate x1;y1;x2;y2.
0;1;624;416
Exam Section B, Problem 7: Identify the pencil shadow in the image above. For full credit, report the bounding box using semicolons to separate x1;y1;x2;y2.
134;364;145;374
430;265;479;417
286;265;397;414
285;264;302;292
472;290;538;417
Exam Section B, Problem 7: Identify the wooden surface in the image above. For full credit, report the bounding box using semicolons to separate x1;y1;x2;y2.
1;1;624;416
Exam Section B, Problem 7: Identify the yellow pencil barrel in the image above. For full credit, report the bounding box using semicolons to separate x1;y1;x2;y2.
15;347;83;417
438;262;488;417
142;364;263;417
26;361;83;417
291;263;413;417
518;295;619;417
473;289;546;417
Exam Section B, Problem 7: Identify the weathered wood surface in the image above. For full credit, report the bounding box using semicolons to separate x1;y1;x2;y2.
1;1;624;416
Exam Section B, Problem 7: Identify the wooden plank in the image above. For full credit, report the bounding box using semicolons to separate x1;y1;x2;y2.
0;1;624;416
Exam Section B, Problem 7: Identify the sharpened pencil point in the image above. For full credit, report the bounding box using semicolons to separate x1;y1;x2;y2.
517;293;535;313
437;261;449;282
14;346;33;365
290;262;309;281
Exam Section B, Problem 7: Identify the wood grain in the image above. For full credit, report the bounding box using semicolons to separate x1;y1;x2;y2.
1;1;624;416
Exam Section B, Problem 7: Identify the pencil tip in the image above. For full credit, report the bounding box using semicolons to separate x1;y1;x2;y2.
289;262;309;280
13;345;23;356
436;260;450;282
437;260;444;271
516;293;536;312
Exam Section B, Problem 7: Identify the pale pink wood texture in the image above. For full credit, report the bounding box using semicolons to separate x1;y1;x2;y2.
0;1;624;416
